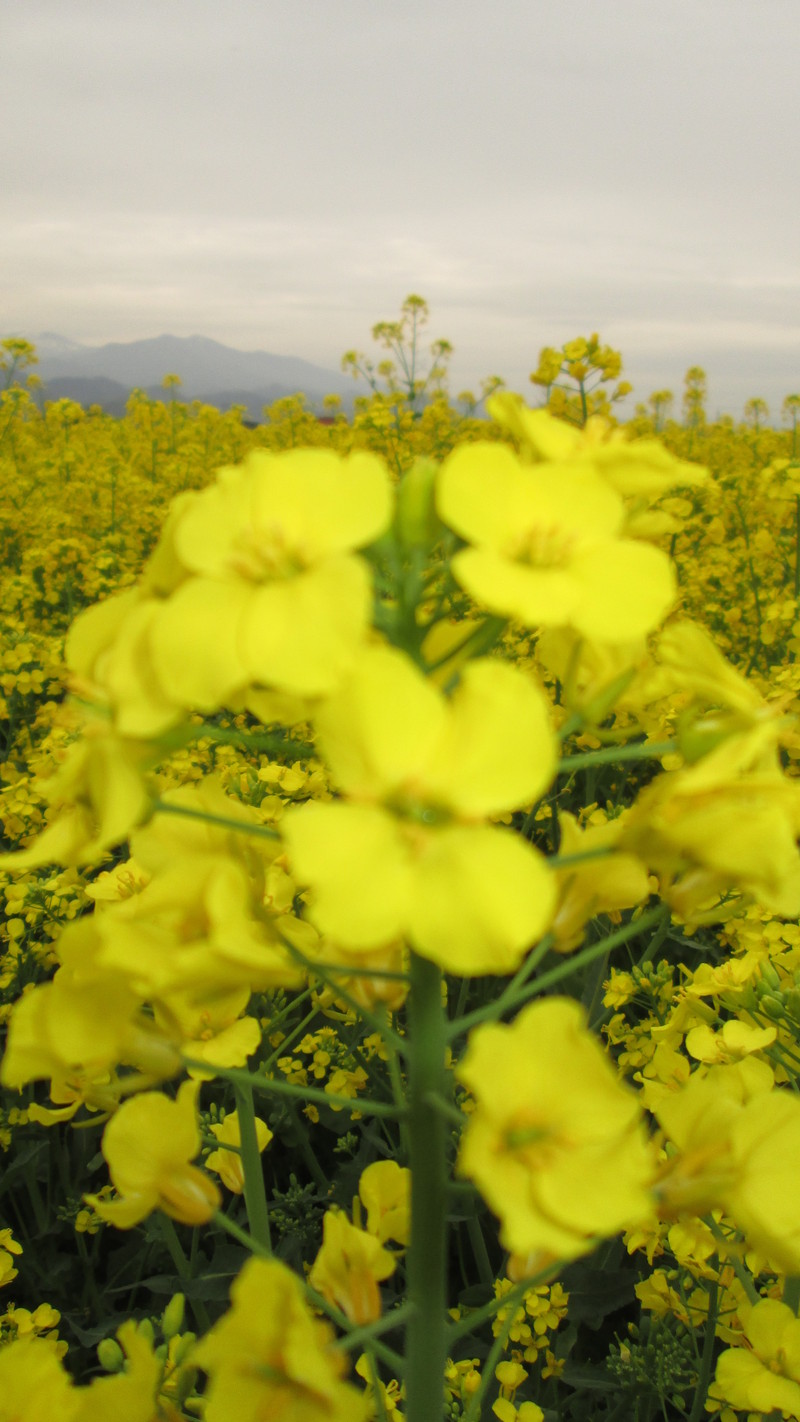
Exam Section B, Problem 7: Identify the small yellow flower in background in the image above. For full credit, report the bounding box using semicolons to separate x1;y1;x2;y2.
194;1255;369;1422
359;1159;411;1245
205;1109;273;1193
310;1207;397;1324
707;1299;800;1418
0;1228;22;1289
457;998;655;1266
283;645;557;975
85;1080;220;1229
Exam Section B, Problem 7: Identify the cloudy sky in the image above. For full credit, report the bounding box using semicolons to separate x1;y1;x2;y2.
3;0;799;416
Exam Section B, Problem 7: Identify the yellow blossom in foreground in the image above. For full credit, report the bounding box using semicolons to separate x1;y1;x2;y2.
309;1208;396;1324
194;1255;369;1422
85;1080;221;1229
0;1337;78;1422
707;1299;800;1418
205;1109;273;1193
457;998;655;1265
436;439;675;642
153;446;393;702
283;646;556;975
72;1320;162;1422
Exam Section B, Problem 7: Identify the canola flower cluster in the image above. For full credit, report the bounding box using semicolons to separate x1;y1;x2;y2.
3;345;800;1421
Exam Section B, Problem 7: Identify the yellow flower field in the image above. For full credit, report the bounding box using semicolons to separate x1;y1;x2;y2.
3;327;800;1421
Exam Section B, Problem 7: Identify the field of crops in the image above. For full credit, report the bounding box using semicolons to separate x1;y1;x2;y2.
3;328;800;1422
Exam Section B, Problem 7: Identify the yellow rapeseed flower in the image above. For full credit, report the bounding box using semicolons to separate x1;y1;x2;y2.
85;1080;221;1229
282;646;556;975
309;1208;396;1324
457;998;655;1266
194;1255;369;1422
436;440;675;642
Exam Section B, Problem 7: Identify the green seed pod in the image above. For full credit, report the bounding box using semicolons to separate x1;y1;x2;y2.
97;1337;125;1373
162;1292;185;1340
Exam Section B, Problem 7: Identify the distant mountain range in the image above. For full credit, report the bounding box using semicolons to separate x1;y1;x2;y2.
23;333;365;421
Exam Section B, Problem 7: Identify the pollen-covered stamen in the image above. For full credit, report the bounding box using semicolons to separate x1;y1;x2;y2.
505;521;579;569
229;522;309;581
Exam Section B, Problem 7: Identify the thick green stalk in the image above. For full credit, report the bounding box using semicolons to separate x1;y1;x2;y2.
405;953;449;1422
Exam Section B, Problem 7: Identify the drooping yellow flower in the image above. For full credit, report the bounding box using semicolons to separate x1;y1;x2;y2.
205;1109;273;1193
436;440;675;642
85;1080;221;1229
309;1208;397;1324
282;645;556;975
551;810;651;951
457;998;655;1266
194;1255;370;1422
621;721;800;921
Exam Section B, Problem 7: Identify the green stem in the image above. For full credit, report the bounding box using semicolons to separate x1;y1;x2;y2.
784;1276;800;1314
447;907;667;1040
705;1219;759;1306
688;1278;718;1422
557;740;675;773
181;1057;403;1119
159;1215;211;1331
233;1080;272;1252
405;953;449;1422
151;799;280;841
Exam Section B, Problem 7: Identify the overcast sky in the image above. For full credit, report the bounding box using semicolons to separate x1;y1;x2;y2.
3;0;799;417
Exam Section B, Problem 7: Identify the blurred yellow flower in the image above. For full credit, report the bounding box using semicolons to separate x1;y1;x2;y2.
282;645;556;975
436;440;675;642
194;1255;369;1422
708;1299;800;1418
457;998;655;1265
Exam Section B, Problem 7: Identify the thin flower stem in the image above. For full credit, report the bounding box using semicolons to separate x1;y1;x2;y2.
232;1079;272;1253
446;907;667;1040
329;1302;415;1354
705;1219;760;1306
557;740;675;773
688;1277;718;1422
151;799;280;840
181;1057;404;1119
159;1215;211;1332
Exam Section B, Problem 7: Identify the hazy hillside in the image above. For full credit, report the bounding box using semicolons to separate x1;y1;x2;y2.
28;333;363;417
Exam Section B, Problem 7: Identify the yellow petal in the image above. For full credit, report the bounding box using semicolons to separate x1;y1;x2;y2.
240;557;371;696
282;802;413;947
314;644;446;798
423;658;556;816
410;825;555;975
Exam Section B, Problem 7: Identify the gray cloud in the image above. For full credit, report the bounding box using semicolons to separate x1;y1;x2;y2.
3;0;799;417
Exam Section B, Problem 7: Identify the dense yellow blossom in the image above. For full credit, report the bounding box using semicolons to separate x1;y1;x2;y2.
283;646;556;974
